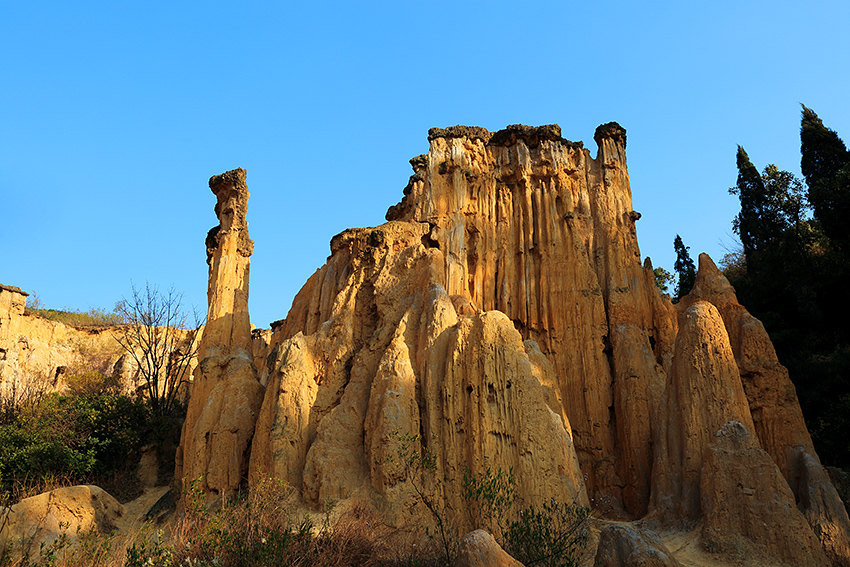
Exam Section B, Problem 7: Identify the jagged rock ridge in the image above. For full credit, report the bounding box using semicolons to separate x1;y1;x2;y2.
179;126;850;565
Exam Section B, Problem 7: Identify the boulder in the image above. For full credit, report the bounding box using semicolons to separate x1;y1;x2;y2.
594;524;682;567
455;529;522;567
0;486;123;561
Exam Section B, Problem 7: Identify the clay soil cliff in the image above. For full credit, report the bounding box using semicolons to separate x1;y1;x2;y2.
179;124;850;566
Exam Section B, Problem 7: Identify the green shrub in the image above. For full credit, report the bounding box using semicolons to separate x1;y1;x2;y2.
503;498;590;567
460;467;591;567
65;371;121;396
462;466;516;537
0;391;152;502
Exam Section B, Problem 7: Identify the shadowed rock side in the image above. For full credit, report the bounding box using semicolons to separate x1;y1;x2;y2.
177;168;264;499
183;125;850;565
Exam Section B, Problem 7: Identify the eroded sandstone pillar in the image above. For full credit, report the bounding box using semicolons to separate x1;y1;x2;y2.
176;168;264;499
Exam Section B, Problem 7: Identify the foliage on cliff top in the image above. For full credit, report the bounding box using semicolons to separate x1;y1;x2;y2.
24;293;125;327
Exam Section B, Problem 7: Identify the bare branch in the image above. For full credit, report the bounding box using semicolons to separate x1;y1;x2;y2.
113;282;205;416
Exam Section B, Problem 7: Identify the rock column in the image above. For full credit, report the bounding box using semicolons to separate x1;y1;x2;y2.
176;168;264;499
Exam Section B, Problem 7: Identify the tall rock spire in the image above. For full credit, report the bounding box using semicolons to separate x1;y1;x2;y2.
176;168;264;499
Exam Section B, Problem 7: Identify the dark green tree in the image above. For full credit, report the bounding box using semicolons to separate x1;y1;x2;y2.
730;146;767;264
801;105;850;244
729;148;808;266
673;235;696;301
730;147;810;273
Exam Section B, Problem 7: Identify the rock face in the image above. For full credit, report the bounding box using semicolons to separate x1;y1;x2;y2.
0;284;140;400
0;485;123;561
177;168;264;499
248;221;586;532
385;123;666;517
181;125;850;565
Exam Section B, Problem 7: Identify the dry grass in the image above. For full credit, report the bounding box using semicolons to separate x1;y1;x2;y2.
2;477;444;567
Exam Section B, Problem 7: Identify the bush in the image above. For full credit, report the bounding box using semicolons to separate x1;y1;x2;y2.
0;391;153;503
23;306;125;327
460;467;590;567
503;499;590;567
462;466;515;537
65;371;121;396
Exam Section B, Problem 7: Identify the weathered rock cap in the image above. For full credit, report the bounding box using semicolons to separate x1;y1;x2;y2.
428;125;492;143
594;121;627;148
209;167;249;228
427;123;595;150
0;284;27;296
489;123;567;148
209;167;247;191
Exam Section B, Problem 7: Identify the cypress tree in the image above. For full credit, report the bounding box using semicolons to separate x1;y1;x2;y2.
801;105;850;244
730;147;806;269
801;105;847;186
731;146;766;265
673;235;696;301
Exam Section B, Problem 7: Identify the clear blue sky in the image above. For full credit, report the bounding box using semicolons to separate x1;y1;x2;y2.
3;1;848;327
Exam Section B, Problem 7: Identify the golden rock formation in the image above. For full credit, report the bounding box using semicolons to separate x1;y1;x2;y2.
180;125;850;565
177;168;264;499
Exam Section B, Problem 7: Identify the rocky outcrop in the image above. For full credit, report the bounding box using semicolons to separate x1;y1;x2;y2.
177;168;264;499
248;221;586;532
181;124;850;564
651;301;755;522
0;485;123;561
384;123;670;517
0;284;140;400
594;524;682;567
455;529;523;567
700;421;828;566
0;285;28;349
684;254;850;565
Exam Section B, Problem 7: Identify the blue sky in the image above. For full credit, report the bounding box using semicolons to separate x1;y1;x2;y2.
2;1;848;327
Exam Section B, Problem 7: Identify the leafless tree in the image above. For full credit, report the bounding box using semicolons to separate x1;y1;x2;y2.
114;283;202;416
